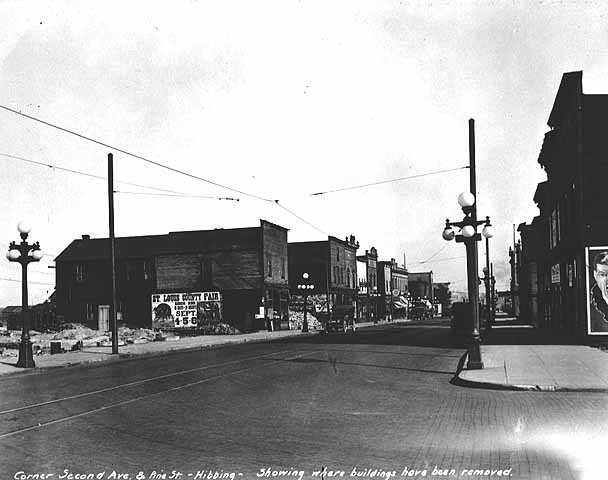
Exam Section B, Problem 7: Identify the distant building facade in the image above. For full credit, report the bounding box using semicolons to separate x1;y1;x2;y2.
356;247;379;322
408;271;434;302
288;235;359;323
377;260;393;320
390;259;409;318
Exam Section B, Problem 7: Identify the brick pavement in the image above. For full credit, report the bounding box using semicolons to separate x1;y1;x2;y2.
0;319;395;376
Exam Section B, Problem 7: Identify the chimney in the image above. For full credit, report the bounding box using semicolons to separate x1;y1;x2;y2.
82;234;90;240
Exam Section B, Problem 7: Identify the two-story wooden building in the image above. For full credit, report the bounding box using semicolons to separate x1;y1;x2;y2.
288;235;359;323
54;220;289;332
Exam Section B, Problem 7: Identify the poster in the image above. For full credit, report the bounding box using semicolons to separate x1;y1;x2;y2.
151;291;222;330
585;247;608;334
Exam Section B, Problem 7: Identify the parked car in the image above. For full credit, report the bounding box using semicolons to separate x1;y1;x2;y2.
324;314;357;333
410;299;433;320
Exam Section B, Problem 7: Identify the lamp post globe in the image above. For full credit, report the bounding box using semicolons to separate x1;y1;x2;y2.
442;227;455;241
17;222;32;235
302;272;309;280
457;192;475;208
8;249;20;260
482;223;495;239
31;249;43;261
461;225;476;238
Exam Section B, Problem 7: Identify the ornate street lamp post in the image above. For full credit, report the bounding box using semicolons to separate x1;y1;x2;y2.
442;195;494;369
483;217;495;331
6;222;43;368
297;272;314;332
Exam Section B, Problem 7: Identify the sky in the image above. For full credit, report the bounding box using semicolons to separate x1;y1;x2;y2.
1;0;608;306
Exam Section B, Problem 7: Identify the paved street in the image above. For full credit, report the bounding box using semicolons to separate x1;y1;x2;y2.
1;320;607;480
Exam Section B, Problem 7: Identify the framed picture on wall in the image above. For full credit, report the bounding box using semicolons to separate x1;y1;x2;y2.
585;247;608;334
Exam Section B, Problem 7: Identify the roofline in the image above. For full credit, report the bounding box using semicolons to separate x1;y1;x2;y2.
288;240;328;247
548;71;582;127
260;219;289;232
55;220;286;262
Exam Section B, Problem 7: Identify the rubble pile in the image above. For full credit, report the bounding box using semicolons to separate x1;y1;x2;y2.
0;321;240;356
194;323;239;335
288;310;322;331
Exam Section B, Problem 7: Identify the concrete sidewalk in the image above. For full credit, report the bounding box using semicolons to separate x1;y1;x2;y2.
0;319;395;377
0;328;320;377
457;344;608;391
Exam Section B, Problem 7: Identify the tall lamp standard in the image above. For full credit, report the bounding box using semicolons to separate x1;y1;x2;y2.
442;194;494;369
483;216;495;331
297;272;314;332
6;222;43;368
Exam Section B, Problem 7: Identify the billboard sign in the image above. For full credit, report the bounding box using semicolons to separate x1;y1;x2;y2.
585;247;608;335
151;291;222;330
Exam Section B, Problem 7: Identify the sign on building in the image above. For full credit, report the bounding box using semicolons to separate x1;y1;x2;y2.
151;291;222;329
585;247;608;335
551;264;560;284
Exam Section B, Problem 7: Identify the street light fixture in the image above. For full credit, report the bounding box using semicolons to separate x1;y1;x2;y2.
482;217;495;332
6;222;43;368
443;196;494;369
297;272;314;333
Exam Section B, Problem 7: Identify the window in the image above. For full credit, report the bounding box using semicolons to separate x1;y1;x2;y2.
143;259;153;281
126;261;138;281
267;258;272;277
549;205;561;249
337;249;340;262
347;268;351;288
202;258;213;286
74;264;86;283
281;259;286;279
82;303;95;323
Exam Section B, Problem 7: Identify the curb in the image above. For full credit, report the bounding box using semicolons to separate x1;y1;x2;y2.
0;330;321;378
451;351;608;392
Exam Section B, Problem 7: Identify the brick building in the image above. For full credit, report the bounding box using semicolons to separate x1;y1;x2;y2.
288;235;359;323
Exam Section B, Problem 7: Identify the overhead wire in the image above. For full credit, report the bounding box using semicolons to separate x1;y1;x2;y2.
0;105;460;244
0;277;54;286
0;104;274;202
113;191;239;201
417;255;466;264
415;244;450;265
311;166;469;196
2;150;324;239
0;152;241;200
273;200;327;235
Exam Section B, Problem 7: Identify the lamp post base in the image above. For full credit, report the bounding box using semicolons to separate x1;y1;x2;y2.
467;341;484;370
16;338;36;368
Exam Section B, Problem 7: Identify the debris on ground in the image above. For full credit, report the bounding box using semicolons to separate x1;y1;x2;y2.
0;321;240;356
288;310;322;331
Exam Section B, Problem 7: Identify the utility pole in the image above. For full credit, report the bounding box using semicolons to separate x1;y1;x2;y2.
108;153;118;355
466;118;483;369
